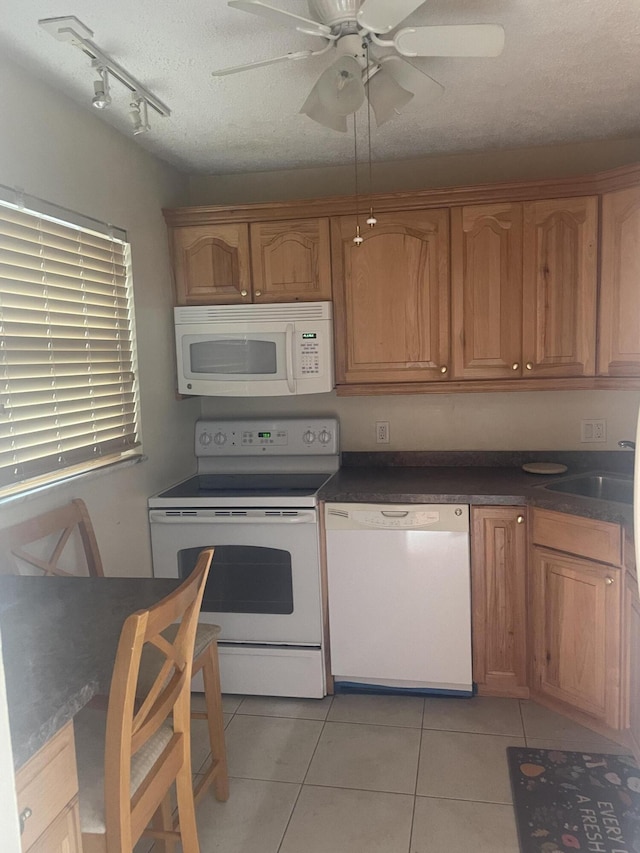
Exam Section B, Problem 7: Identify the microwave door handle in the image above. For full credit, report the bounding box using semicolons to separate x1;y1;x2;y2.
285;323;295;394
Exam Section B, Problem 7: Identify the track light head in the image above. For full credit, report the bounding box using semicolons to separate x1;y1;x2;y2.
129;98;150;135
91;66;111;109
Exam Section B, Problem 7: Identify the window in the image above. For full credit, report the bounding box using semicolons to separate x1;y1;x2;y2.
0;192;140;495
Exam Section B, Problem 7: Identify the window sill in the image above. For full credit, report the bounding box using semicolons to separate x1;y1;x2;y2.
0;453;147;508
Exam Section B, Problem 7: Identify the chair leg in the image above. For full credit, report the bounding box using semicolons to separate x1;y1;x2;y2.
195;641;229;803
149;794;176;853
175;759;200;853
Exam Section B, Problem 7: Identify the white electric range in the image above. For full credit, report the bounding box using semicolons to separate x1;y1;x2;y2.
148;417;339;698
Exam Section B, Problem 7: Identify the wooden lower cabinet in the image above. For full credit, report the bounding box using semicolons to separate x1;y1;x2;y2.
15;721;82;853
530;545;622;728
624;571;640;754
471;507;528;697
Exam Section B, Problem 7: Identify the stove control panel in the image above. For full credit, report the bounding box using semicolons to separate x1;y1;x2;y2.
195;418;339;456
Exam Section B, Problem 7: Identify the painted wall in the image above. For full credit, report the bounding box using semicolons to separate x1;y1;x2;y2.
0;55;196;576
201;389;640;452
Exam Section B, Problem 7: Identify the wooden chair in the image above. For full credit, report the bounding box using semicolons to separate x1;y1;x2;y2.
0;500;229;805
74;546;214;853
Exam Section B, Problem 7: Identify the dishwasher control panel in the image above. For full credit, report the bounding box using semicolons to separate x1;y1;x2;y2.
325;504;469;532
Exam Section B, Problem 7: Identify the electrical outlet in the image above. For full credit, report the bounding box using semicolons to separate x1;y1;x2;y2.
581;419;607;443
376;421;390;444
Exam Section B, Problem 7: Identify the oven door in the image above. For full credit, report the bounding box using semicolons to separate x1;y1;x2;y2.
148;508;322;644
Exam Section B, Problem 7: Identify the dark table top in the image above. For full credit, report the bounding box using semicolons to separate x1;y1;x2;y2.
0;576;180;769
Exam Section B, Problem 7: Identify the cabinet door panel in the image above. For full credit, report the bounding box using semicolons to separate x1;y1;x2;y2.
471;507;528;696
624;572;640;753
171;223;251;304
28;800;82;853
522;197;597;377
250;218;331;302
599;186;640;375
332;210;450;384
452;204;523;379
531;547;621;727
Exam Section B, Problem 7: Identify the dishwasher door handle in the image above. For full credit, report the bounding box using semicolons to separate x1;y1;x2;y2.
380;511;409;517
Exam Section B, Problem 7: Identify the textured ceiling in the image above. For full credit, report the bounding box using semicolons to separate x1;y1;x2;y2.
2;0;640;175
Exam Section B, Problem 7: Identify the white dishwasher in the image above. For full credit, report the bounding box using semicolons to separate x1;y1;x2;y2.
325;503;472;696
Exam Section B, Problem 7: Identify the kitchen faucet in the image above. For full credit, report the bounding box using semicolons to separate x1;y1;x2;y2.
618;440;636;449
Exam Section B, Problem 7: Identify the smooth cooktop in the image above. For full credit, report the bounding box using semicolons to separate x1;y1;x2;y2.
155;473;332;500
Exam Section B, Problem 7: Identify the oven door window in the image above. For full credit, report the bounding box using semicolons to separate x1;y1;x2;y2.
178;545;293;614
184;335;284;379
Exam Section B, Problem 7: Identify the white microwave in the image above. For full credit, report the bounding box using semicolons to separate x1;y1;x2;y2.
174;301;334;396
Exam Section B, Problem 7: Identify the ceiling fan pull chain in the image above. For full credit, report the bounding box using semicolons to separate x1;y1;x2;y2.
364;39;377;229
352;111;363;245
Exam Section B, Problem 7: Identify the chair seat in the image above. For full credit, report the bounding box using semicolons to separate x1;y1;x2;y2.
74;707;173;834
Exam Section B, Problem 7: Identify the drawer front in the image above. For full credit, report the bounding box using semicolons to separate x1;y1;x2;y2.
16;722;78;852
532;508;622;566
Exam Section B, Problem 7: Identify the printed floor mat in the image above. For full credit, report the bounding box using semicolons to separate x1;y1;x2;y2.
507;746;640;852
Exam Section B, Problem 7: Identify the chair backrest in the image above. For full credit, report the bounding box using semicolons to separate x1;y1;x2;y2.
0;498;104;577
104;547;214;848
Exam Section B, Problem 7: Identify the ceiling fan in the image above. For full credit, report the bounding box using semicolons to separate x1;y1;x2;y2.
212;0;505;131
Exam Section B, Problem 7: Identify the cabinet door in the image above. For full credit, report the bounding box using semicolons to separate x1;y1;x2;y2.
624;572;640;755
451;204;523;379
599;185;640;375
27;801;82;853
471;507;528;697
250;218;331;302
531;546;622;727
170;223;251;304
331;210;450;384
522;197;597;377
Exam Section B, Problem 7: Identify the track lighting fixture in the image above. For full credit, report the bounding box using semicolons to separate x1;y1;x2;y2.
91;64;111;110
39;16;170;135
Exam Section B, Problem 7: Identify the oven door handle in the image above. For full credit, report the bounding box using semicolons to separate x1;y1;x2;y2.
285;323;296;394
149;511;316;524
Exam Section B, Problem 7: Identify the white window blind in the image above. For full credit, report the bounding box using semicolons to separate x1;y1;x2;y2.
0;196;140;492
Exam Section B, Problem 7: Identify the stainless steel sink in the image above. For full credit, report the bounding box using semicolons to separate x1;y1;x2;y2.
542;472;633;504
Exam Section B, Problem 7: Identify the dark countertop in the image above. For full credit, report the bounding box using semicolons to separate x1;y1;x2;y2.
0;576;180;770
319;453;634;530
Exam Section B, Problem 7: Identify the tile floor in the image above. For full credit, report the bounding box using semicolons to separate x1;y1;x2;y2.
137;693;630;853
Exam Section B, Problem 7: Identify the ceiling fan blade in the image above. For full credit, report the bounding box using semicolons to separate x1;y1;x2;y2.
393;24;505;57
357;0;427;35
228;1;332;38
367;68;413;126
377;55;444;100
212;50;313;77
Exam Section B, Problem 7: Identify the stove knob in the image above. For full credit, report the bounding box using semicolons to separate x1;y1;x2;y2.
318;429;332;445
199;431;212;446
213;431;227;446
303;430;316;445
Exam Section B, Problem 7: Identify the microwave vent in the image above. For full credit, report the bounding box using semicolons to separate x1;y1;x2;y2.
175;302;332;324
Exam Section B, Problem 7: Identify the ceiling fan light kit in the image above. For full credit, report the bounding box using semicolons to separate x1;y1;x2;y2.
215;0;505;131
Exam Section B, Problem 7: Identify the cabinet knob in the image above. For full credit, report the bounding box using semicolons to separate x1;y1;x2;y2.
525;362;533;371
512;363;519;371
440;365;448;374
240;290;248;297
255;290;262;297
517;515;525;524
19;807;32;835
606;576;615;585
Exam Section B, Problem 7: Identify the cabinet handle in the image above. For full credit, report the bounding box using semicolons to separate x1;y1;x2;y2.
512;363;519;371
19;807;32;835
240;290;248;297
440;365;448;374
525;362;533;371
606;576;615;585
517;515;524;523
255;290;262;297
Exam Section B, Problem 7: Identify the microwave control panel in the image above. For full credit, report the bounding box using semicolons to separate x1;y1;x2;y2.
299;332;321;376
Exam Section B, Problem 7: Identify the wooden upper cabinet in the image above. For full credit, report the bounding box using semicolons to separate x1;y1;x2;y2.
170;223;251;304
599;185;640;375
249;218;332;302
521;197;598;377
451;204;523;380
331;210;450;384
